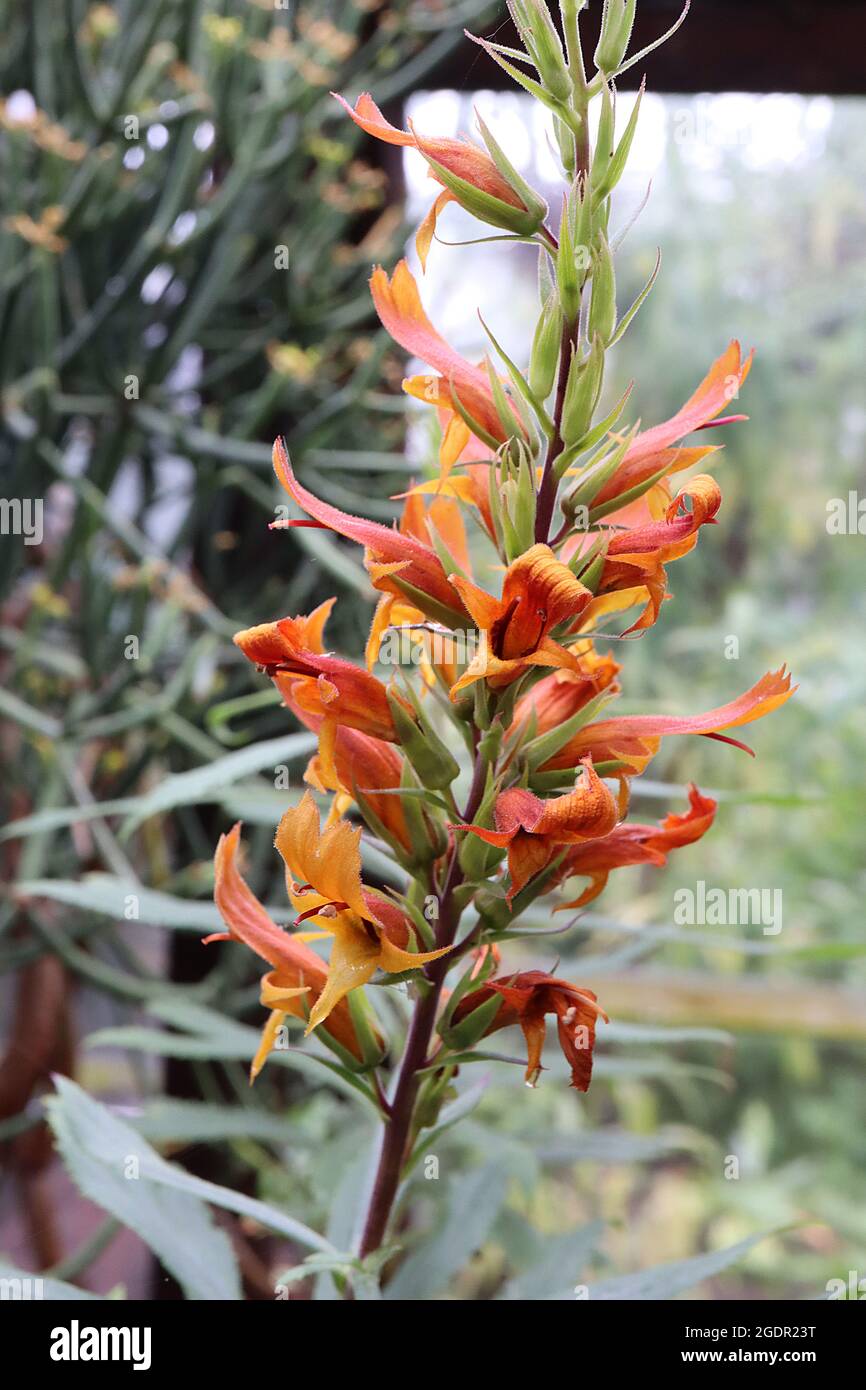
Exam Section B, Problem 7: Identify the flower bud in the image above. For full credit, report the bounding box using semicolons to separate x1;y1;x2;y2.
594;0;637;74
388;693;460;790
439;990;504;1050
561;333;604;447
588;234;617;345
529;296;564;401
346;989;389;1069
458;827;505;880
508;0;572;103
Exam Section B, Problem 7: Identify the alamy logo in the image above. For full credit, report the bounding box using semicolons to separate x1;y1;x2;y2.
0;1275;43;1299
49;1320;152;1372
674;880;783;935
0;497;43;545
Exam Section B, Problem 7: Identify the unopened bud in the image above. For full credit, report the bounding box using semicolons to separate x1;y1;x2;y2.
388;694;460;790
440;990;504;1050
529;296;564;401
561;334;604;447
509;0;572;103
594;0;637;75
588;234;617;345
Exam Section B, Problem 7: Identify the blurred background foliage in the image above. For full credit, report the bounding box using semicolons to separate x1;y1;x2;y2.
1;1;863;1300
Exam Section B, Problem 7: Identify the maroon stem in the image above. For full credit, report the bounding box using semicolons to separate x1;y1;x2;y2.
357;748;487;1262
534;318;575;544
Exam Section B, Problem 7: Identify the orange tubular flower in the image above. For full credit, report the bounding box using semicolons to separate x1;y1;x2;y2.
370;260;523;474
334;93;536;269
366;490;471;685
540;666;796;775
452;970;608;1090
397;462;497;545
449;543;594;695
208;823;366;1081
454;758;619;901
583;474;723;633
553;783;718;908
271;438;467;625
592;341;753;510
304;725;412;855
509;644;621;739
233;611;400;743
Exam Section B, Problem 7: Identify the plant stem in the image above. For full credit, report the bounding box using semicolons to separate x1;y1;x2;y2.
357;746;488;1262
357;980;442;1260
534;318;574;543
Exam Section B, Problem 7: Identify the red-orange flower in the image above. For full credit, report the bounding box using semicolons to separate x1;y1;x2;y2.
553;783;717;907
452;970;608;1090
234;608;400;743
591;341;753;510
449;543;594;694
334;93;536;268
582;474;723;633
540;667;796;775
509;644;621;738
454;758;619;900
271;438;467;624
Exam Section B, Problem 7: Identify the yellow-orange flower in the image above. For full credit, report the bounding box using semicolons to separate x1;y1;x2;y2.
366;490;470;688
208;823;367;1081
275;792;450;1030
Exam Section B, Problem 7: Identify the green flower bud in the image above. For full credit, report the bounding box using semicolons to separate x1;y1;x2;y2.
529;296;564;401
508;0;572;103
588;234;617;345
423;809;449;860
479;719;505;764
594;0;636;75
458;828;505;880
557;216;580;326
388;693;460;790
347;989;388;1069
474;887;512;933
561;333;604;447
440;991;504;1051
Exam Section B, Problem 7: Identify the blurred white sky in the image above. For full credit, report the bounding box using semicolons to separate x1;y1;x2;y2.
400;91;836;451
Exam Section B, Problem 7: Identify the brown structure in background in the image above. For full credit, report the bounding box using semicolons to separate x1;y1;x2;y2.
421;0;866;97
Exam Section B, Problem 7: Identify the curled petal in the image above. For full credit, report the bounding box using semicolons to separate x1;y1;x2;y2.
556;784;717;909
276;791;370;922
